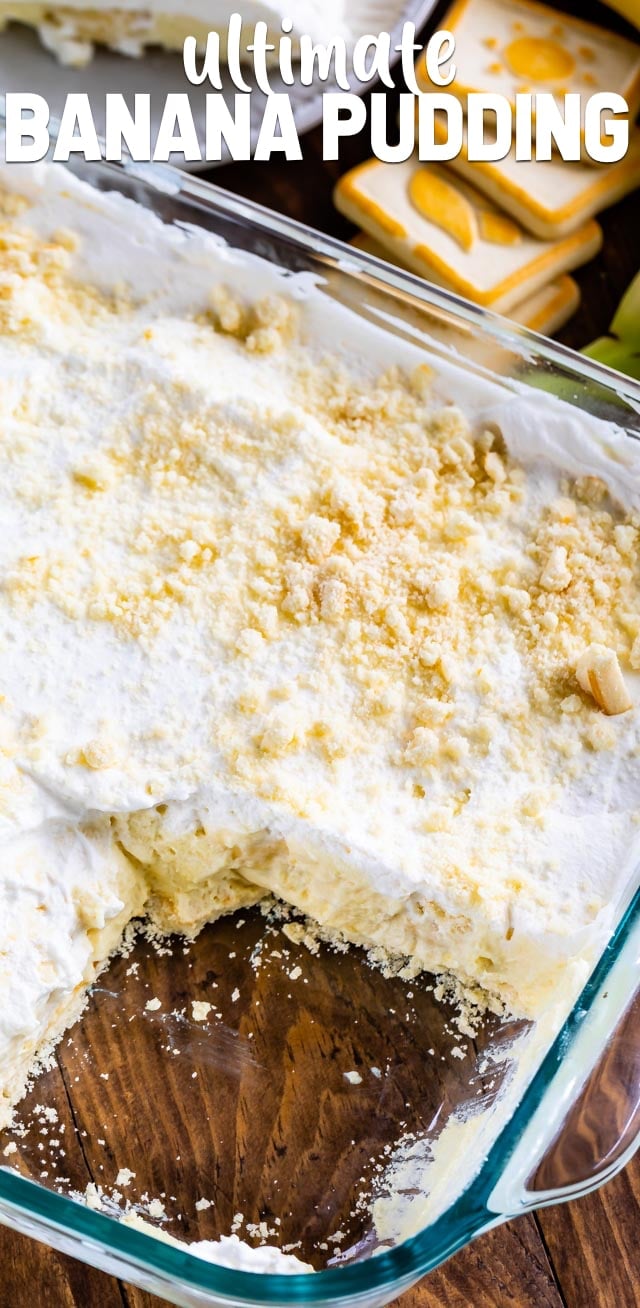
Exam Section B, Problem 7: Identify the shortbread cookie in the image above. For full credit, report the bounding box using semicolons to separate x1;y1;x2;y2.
335;158;601;312
417;0;640;131
430;112;640;239
351;233;580;334
509;273;580;333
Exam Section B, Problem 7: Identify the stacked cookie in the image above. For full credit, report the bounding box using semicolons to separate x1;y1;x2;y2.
335;0;640;336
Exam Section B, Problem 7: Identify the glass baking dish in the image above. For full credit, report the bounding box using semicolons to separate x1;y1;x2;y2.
0;136;639;1308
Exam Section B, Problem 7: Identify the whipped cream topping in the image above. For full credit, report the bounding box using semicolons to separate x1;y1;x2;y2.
0;821;121;1047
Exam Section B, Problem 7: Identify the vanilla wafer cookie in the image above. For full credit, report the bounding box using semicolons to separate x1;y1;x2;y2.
351;233;580;334
430;112;640;239
335;158;601;312
416;0;640;133
509;274;580;333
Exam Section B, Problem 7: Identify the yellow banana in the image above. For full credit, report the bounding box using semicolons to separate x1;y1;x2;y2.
584;269;640;380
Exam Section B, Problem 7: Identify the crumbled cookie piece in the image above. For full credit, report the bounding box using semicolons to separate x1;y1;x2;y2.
576;644;632;716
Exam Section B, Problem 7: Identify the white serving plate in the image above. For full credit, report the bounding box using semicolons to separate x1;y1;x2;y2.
0;1;437;170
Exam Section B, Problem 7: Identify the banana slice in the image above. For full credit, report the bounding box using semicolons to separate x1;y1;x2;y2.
576;644;632;716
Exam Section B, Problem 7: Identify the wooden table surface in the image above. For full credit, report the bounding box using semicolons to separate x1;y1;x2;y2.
2;0;639;1304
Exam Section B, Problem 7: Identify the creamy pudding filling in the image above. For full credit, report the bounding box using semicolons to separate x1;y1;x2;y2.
0;165;639;1130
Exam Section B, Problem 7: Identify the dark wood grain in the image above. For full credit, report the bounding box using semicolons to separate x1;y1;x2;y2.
537;1157;640;1308
0;912;527;1265
0;1235;126;1308
0;906;637;1308
0;1063;125;1308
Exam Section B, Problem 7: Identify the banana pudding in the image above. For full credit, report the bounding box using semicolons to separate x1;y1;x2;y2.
1;161;639;1128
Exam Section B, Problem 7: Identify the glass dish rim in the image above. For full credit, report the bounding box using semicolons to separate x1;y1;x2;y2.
0;140;639;1303
130;155;640;414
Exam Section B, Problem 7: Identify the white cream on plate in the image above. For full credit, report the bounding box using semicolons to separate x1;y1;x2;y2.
0;0;407;64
